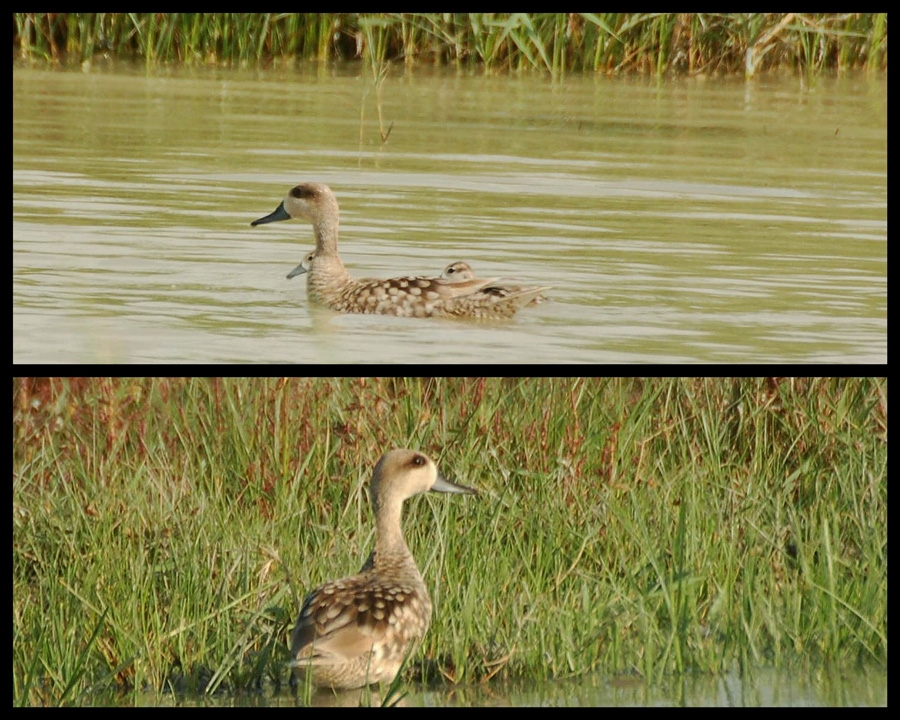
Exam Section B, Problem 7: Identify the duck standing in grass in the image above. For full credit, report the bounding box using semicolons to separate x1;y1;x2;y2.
252;183;549;319
290;449;476;690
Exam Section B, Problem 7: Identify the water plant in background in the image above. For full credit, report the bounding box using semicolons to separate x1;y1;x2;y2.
357;14;394;145
12;13;887;76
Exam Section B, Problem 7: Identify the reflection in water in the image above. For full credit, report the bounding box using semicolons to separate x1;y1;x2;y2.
131;664;886;706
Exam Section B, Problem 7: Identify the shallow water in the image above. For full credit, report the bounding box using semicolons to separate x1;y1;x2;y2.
126;665;885;707
13;62;886;363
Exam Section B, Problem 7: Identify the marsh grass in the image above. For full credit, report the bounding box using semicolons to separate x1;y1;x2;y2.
12;13;887;76
12;378;887;705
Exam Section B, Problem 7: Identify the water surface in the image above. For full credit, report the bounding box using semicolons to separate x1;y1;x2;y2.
128;665;885;706
13;63;886;363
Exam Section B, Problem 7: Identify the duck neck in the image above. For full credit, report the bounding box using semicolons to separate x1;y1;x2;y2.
368;496;420;576
312;205;340;257
374;495;407;552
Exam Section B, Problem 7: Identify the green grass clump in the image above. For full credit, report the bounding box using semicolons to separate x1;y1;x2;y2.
12;378;887;705
12;13;887;76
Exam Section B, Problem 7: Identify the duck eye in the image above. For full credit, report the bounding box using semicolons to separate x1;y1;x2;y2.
411;455;425;466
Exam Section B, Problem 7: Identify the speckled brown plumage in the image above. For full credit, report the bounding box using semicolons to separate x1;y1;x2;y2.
252;183;550;319
441;261;548;305
289;449;476;690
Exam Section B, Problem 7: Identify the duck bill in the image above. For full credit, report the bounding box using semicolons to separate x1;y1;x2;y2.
432;474;477;495
286;262;307;279
251;201;291;226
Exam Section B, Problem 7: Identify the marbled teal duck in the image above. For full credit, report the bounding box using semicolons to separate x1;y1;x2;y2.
290;449;476;690
252;183;549;319
287;249;316;280
441;261;548;304
440;261;477;282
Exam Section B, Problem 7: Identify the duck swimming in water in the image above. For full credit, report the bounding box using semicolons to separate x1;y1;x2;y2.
440;261;548;305
252;183;550;319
